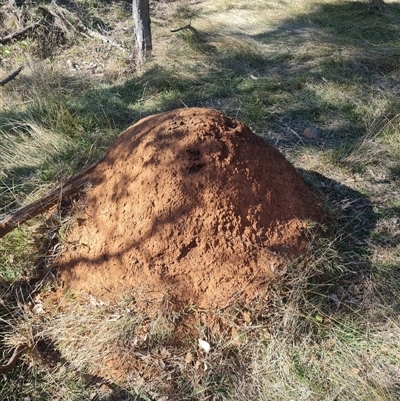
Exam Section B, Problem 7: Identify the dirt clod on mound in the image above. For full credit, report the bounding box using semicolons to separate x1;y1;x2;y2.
58;108;321;310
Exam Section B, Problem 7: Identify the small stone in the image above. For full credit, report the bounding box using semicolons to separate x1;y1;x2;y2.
329;293;340;307
185;352;194;364
303;127;319;139
324;337;337;348
198;339;211;353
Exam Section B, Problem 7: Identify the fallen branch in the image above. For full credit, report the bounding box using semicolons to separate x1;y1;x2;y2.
0;66;23;86
0;163;98;239
82;27;125;52
43;3;125;52
38;4;59;20
0;20;42;44
0;344;28;375
171;21;192;33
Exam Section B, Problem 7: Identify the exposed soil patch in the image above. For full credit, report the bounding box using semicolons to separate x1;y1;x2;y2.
57;107;321;311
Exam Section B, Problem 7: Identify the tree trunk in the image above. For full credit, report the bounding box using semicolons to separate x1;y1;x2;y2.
132;0;152;65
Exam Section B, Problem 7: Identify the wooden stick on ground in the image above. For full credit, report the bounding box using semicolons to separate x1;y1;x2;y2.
0;344;28;375
40;4;125;52
0;66;23;86
0;163;98;239
171;21;192;33
0;20;42;44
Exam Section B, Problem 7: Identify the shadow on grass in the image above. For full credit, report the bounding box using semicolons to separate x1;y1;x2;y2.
300;170;400;328
2;0;400;199
73;1;400;147
0;339;149;401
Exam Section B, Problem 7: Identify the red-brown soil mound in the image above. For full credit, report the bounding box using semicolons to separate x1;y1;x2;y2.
57;108;321;310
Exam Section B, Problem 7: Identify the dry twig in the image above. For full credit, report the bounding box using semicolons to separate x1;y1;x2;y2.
171;21;192;33
0;66;23;86
0;21;42;44
0;344;28;374
0;163;98;239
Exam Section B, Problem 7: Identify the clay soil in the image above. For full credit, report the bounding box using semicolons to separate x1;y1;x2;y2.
57;107;321;312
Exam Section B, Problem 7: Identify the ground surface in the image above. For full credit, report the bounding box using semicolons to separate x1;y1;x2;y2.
1;1;399;399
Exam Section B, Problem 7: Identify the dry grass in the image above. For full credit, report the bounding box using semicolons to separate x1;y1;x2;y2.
5;229;399;400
